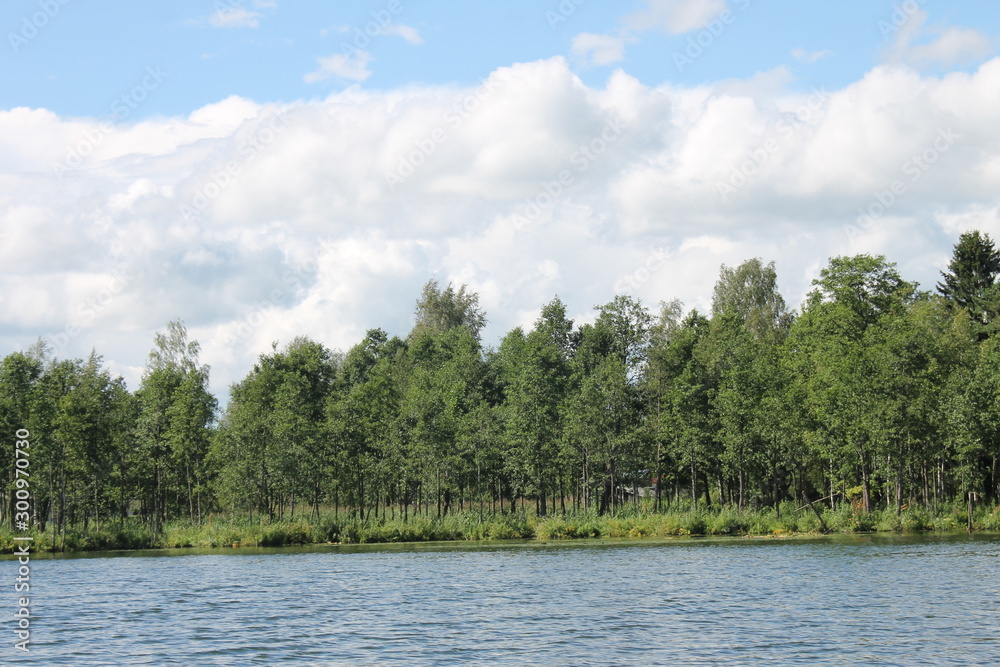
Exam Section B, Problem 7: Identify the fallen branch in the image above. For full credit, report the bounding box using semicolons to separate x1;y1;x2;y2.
794;491;841;513
799;490;830;533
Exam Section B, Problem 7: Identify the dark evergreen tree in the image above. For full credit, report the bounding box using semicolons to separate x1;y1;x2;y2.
937;230;1000;332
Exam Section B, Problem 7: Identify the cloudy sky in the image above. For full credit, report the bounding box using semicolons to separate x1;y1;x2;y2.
3;0;1000;401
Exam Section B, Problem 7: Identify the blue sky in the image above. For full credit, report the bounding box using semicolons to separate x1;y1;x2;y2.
2;0;1000;400
6;1;997;117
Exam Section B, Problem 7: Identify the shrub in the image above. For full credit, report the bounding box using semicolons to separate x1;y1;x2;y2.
901;507;932;532
534;517;571;540
796;512;823;534
976;505;1000;531
709;510;747;536
682;513;708;536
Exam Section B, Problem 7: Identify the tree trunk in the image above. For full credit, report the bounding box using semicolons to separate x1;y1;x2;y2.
861;462;871;514
690;460;698;510
538;477;547;517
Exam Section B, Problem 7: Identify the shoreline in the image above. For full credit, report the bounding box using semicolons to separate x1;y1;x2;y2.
4;505;999;557
6;529;1000;560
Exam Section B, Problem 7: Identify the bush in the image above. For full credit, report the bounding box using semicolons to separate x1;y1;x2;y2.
682;513;708;536
11;499;999;554
901;507;932;532
796;511;823;534
849;512;877;532
486;514;533;540
258;522;313;547
976;505;1000;531
875;509;901;533
534;517;571;540
709;509;748;536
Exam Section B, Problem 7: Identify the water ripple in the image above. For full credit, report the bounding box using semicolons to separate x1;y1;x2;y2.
2;534;998;665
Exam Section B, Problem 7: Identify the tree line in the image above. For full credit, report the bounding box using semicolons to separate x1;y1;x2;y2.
3;231;1000;538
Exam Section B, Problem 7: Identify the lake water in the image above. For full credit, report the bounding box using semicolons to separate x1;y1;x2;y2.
3;534;999;665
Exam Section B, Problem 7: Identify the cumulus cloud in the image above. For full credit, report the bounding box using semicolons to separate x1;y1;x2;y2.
304;52;373;83
4;56;1000;401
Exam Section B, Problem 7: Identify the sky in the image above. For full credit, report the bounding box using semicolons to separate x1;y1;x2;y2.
3;0;1000;403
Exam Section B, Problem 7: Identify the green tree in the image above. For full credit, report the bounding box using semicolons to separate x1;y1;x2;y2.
711;258;792;339
398;325;485;517
328;330;401;520
135;321;216;528
564;297;651;514
937;230;1000;335
410;279;487;342
27;354;130;545
707;259;792;510
0;351;43;526
790;255;917;511
213;337;336;519
497;313;570;516
646;311;715;509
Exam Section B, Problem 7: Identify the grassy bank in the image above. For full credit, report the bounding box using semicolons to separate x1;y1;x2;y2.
4;502;1000;553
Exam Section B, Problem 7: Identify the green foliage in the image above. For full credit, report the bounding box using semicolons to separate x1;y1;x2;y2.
410;279;487;342
711;258;792;339
709;508;750;535
937;230;1000;330
5;239;1000;551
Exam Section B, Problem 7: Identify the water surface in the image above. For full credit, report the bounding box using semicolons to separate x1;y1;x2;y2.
4;534;999;665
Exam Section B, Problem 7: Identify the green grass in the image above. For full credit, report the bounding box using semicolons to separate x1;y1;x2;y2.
3;502;999;553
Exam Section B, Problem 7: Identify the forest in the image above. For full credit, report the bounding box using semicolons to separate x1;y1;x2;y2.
3;231;1000;549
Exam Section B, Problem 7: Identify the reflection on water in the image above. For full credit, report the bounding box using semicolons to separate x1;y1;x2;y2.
4;534;999;665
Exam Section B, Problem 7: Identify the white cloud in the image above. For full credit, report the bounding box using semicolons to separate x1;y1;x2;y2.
792;48;831;64
209;7;262;29
304;52;373;83
598;0;731;68
4;56;1000;402
625;0;727;35
884;10;993;68
320;22;421;44
714;66;794;100
907;27;993;67
572;33;627;66
381;24;423;46
935;205;1000;238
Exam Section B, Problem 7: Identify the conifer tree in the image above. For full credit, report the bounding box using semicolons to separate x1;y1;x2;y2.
937;230;1000;330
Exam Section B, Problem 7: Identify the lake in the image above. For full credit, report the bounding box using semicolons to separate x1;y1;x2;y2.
4;534;999;665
